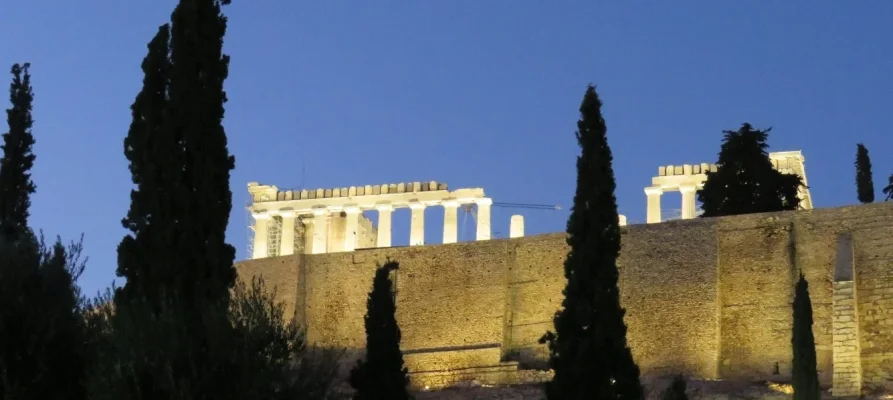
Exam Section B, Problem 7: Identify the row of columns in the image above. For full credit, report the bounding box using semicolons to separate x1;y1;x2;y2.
252;198;493;258
644;184;698;224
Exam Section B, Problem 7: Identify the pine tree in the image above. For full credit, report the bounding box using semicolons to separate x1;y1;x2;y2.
540;84;642;400
0;63;36;240
350;261;412;400
855;143;874;203
698;123;803;217
661;375;688;400
0;64;89;400
792;272;820;400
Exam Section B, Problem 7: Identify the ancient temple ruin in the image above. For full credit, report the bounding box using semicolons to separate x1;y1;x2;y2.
643;150;812;223
247;181;495;259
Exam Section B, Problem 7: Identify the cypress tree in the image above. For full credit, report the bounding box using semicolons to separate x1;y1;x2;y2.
116;24;175;309
117;0;235;311
540;84;642;400
698;123;803;217
104;1;239;398
0;64;89;400
792;272;820;400
349;261;412;400
855;143;874;203
0;63;36;240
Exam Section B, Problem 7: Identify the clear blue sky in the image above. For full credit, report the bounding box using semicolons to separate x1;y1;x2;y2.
2;1;891;297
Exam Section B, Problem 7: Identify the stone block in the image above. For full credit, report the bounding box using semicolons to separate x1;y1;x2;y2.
332;188;340;197
324;189;332;198
348;186;356;196
659;166;667;176
364;185;373;195
389;183;397;193
397;183;405;193
674;166;683;175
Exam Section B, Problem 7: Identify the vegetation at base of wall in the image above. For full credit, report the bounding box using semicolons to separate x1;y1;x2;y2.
350;261;413;400
792;272;820;400
661;375;689;400
698;123;803;217
0;63;90;400
539;84;643;400
855;143;874;204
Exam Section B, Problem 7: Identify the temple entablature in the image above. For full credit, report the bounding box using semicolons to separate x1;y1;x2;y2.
247;181;494;259
644;150;813;224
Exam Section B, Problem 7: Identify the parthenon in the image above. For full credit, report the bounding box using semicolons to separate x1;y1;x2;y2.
247;181;494;259
644;150;813;223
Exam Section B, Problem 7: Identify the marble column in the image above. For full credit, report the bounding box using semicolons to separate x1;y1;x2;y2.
476;198;492;241
510;215;524;238
279;210;296;256
311;208;328;254
344;205;360;252
442;200;459;244
376;204;393;248
644;186;663;224
680;184;697;219
252;212;271;259
409;202;426;246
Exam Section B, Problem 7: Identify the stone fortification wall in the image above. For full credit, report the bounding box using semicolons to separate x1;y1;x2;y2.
235;202;893;391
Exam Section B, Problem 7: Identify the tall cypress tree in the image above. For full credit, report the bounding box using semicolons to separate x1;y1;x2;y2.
117;0;235;311
540;84;642;400
792;272;819;400
0;64;89;400
167;0;236;306
855;143;874;204
106;1;238;398
698;123;803;217
116;24;176;309
349;261;412;400
0;63;36;240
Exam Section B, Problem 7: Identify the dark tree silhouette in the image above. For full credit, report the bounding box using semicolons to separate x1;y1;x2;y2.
350;261;412;400
883;174;893;201
698;123;803;217
855;143;874;203
540;84;642;400
0;64;89;400
0;63;36;240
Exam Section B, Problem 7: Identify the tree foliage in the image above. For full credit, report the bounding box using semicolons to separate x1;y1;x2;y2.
792;272;820;400
698;123;803;217
540;84;642;400
0;63;36;240
883;174;893;201
350;261;412;400
0;64;89;400
855;143;874;203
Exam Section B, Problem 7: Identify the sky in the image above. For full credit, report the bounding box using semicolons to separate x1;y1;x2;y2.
1;1;891;297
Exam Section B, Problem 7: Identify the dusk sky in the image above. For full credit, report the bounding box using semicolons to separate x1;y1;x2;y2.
1;1;891;296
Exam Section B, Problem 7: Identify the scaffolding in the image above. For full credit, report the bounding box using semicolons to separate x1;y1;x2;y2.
245;201;255;258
